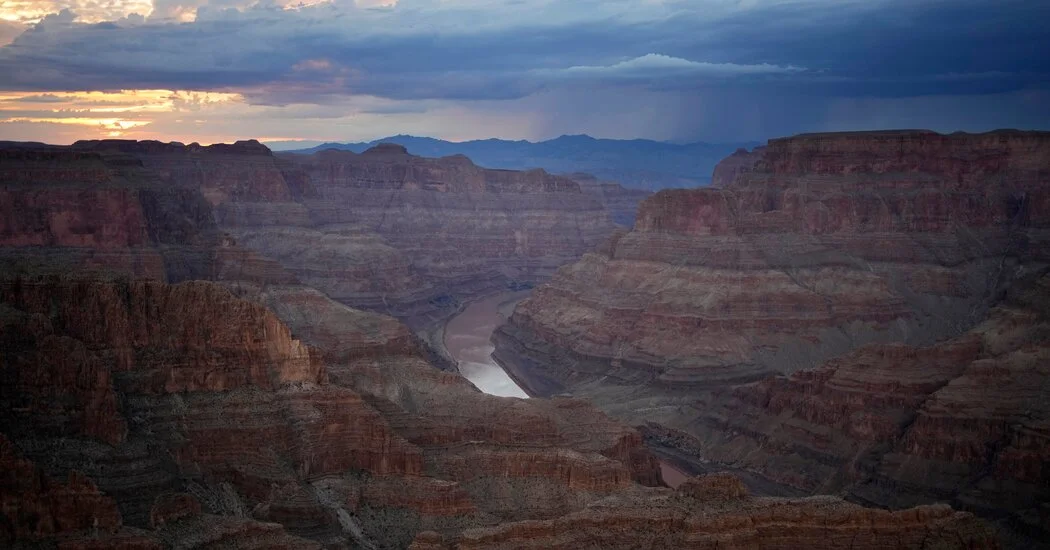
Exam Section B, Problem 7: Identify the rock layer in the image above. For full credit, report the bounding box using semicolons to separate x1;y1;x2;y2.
565;172;651;226
0;275;665;548
411;474;996;550
710;146;765;188
0;136;1002;549
494;130;1050;545
648;272;1050;543
498;130;1050;391
5;140;623;326
260;146;618;324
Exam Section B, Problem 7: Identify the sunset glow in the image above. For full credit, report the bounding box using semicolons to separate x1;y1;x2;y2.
0;89;243;140
0;0;153;24
0;0;1046;145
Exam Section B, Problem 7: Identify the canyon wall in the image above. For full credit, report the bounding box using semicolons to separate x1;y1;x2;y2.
655;271;1050;545
710;145;765;188
0;137;999;548
62;140;620;326
494;130;1050;545
412;475;995;549
0;275;666;548
564;172;652;226
264;145;617;324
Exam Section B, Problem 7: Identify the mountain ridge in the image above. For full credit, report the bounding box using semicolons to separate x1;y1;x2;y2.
268;134;760;190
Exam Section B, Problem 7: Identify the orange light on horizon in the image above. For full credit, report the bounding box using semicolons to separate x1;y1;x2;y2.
5;116;152;127
0;0;153;24
0;89;244;141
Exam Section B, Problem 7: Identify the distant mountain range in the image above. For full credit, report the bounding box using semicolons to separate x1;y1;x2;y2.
269;134;761;190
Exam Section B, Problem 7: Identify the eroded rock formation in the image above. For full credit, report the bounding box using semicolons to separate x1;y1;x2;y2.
494;130;1050;545
0;275;666;548
0;136;1004;548
260;146;618;324
7;140;625;327
710;145;765;188
411;474;996;549
564;172;651;226
51;140;624;326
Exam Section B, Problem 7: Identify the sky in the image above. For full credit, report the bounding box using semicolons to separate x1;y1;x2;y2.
0;0;1047;145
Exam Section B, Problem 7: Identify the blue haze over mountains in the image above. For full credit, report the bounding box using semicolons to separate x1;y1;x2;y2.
271;135;760;190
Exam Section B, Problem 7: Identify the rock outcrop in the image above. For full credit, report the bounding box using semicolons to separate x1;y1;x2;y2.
411;474;996;550
710;145;765;188
0;145;293;285
0;136;1003;548
254;146;617;324
494;130;1050;545
646;271;1050;545
0;275;665;548
497;129;1049;391
61;139;621;327
564;172;651;226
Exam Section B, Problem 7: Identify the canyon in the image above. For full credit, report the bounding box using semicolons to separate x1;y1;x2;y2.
0;133;1029;548
493;129;1050;547
36;139;625;328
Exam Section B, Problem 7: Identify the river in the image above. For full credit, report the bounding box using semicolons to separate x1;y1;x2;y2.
443;291;690;488
443;292;530;398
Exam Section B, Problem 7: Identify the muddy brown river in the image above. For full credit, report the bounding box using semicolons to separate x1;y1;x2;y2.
443;292;530;398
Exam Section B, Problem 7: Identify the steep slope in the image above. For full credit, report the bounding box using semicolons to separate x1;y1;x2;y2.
710;146;765;188
0;146;292;285
413;475;994;549
493;130;1050;544
65;139;619;327
0;276;664;548
497;129;1049;392
0;277;997;549
641;271;1050;544
565;172;651;226
0;137;1000;548
259;145;616;324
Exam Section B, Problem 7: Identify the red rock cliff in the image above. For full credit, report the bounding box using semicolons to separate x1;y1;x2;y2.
493;129;1050;546
0;136;1002;549
254;146;617;323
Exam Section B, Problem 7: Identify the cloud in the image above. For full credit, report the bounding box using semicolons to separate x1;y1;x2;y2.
0;0;1042;102
3;92;65;102
560;54;801;77
0;0;1046;143
0;19;26;45
547;53;804;90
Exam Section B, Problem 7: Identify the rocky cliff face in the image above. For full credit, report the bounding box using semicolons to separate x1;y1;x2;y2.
498;129;1049;391
0;145;293;286
0;136;999;548
643;271;1050;545
0;275;666;548
66;140;621;326
253;145;617;324
411;476;995;549
494;130;1050;545
710;146;765;188
8;140;620;327
564;172;651;226
72;139;290;205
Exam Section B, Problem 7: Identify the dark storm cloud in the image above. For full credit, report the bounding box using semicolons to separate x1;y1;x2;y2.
0;0;1043;102
0;0;1047;142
